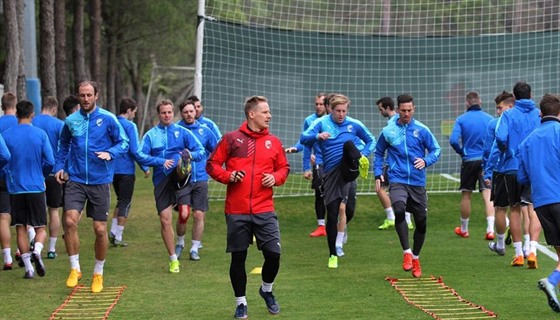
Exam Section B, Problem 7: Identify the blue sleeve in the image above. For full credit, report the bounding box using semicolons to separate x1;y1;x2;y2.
54;124;71;172
423;128;441;167
0;134;11;169
357;123;376;157
300;121;321;147
139;133;166;167
482;121;494;169
484;141;499;181
495;112;509;152
449;119;463;156
127;123;150;172
374;132;389;177
42;133;55;176
516;144;529;185
184;130;205;162
205;130;218;155
106;118;130;159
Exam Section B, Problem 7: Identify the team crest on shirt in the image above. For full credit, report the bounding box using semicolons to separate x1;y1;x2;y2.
198;128;204;135
174;131;179;138
347;125;353;132
96;119;103;126
265;140;272;149
413;129;420;138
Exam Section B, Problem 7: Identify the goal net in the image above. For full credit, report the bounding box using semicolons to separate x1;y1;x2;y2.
200;0;560;199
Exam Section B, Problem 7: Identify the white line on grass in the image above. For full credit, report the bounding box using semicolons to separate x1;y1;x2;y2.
441;173;460;182
537;243;558;262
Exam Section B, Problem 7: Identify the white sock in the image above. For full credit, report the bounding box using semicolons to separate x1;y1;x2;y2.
2;248;12;264
496;233;505;249
69;254;80;271
261;281;273;292
460;218;469;232
385;207;395;220
486;216;495;233
94;259;105;275
169;254;178;261
335;232;344;247
530;240;539;254
115;225;124;241
523;234;530;250
405;212;412;225
412;254;419;260
22;252;34;273
110;218;118;235
403;249;412;255
191;240;201;252
236;296;247;306
28;228;36;243
33;242;44;255
317;219;325;226
48;237;57;252
176;236;185;247
513;242;523;257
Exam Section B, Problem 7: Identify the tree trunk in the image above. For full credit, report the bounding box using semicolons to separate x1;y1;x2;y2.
73;0;87;83
55;0;69;117
40;0;57;98
106;29;117;114
16;0;26;101
90;0;102;87
3;0;20;95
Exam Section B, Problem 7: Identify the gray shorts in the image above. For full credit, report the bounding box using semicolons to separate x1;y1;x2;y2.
389;183;428;215
10;193;47;227
64;181;110;222
321;168;354;206
176;181;209;212
154;174;178;214
225;212;281;254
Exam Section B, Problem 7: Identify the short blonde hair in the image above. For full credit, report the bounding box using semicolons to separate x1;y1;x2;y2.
329;94;350;110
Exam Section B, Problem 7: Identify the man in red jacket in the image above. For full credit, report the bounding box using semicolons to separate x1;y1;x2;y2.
207;95;290;319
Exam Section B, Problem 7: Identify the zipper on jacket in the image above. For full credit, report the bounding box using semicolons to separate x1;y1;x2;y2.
85;114;90;184
249;137;256;214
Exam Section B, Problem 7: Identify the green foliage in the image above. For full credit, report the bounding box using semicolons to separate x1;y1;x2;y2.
0;176;557;319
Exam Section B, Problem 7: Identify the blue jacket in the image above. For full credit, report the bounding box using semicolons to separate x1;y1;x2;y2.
114;115;150;175
198;115;222;140
449;105;493;161
495;99;540;173
32;114;64;174
517;117;560;208
291;113;325;170
177;119;217;182
374;118;441;187
0;133;11;170
482;118;500;180
55;106;129;185
300;115;375;173
0;115;17;133
4;124;54;193
140;122;205;187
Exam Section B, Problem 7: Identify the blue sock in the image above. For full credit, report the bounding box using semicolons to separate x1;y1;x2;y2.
548;270;560;287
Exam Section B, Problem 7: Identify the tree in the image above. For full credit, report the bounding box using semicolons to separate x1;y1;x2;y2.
16;0;25;101
54;0;70;117
40;0;57;98
73;0;87;82
3;0;20;95
90;0;102;85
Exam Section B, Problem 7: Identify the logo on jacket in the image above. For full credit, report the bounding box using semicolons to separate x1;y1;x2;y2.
347;125;353;132
96;119;103;126
236;138;244;144
174;131;179;139
413;129;420;138
198;128;204;135
265;140;272;149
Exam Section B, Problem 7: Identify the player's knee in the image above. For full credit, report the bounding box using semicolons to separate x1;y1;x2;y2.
393;201;406;215
263;250;280;263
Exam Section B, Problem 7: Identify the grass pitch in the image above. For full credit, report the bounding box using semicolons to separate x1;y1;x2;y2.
0;175;558;319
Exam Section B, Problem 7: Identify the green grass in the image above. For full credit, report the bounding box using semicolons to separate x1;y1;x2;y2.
0;175;557;319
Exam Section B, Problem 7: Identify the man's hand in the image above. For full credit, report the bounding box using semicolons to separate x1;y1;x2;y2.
284;147;297;153
262;173;275;187
163;159;175;169
144;170;151;178
95;151;111;161
375;175;384;193
317;132;331;141
413;158;426;170
230;170;245;183
55;169;68;184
